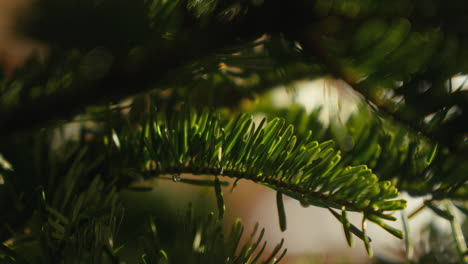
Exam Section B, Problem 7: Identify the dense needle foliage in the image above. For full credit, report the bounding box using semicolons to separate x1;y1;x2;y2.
0;0;467;263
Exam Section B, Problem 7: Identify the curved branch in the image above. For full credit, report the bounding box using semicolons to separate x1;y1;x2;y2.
298;30;468;158
113;108;406;246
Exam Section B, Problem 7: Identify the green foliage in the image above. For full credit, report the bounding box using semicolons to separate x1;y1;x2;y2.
0;134;121;263
0;0;467;263
256;104;468;199
140;208;287;264
133;107;406;239
0;130;287;263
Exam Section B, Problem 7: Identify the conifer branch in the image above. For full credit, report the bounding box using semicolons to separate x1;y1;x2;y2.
257;105;468;200
112;107;406;249
141;209;287;264
298;27;468;157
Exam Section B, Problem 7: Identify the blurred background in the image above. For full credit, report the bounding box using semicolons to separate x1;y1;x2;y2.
1;1;466;263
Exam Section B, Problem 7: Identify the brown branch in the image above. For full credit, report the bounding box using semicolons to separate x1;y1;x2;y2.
139;166;401;216
297;28;468;157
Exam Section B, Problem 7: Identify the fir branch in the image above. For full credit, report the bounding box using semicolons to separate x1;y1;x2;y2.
112;107;406;249
256;104;468;200
297;27;468;158
1;174;123;263
0;132;123;263
140;208;287;264
0;0;279;139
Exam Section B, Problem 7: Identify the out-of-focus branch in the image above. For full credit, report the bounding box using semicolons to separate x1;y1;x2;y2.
0;1;282;140
298;28;468;157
